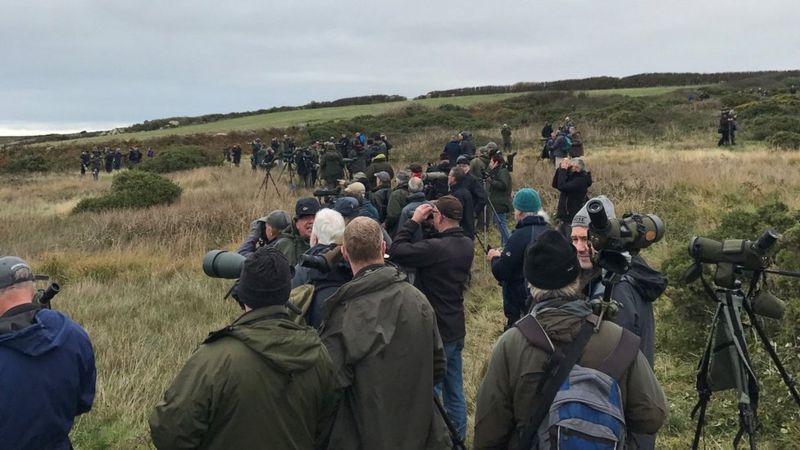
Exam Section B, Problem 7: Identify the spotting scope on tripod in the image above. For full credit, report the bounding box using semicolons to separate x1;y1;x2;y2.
684;229;800;450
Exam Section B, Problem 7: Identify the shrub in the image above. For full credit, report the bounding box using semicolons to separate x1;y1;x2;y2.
766;131;800;150
747;115;800;141
73;171;182;214
136;146;216;173
7;153;50;172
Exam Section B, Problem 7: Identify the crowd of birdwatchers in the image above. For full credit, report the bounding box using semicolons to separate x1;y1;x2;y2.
17;117;677;449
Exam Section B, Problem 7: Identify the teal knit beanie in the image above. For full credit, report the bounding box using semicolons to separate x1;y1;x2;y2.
513;188;542;213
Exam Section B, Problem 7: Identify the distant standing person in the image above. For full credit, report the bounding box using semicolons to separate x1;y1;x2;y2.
501;124;512;151
552;157;592;236
231;144;242;167
541;121;553;139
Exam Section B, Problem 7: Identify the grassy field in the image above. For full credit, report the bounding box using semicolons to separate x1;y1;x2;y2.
35;85;703;146
4;126;799;448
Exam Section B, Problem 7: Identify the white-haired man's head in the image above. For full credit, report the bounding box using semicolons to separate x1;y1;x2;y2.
310;208;345;246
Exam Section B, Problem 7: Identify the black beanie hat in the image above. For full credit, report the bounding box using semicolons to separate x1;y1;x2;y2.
524;229;580;290
237;247;292;309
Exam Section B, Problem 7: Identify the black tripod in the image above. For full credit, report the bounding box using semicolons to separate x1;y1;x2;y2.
256;163;282;201
691;269;800;450
277;158;297;191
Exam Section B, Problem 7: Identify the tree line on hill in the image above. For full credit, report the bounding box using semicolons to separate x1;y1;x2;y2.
418;70;800;98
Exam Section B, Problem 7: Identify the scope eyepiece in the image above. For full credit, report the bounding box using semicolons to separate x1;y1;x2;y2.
755;229;778;252
586;199;609;230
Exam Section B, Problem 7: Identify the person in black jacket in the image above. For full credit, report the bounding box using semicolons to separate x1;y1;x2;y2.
456;156;487;230
486;188;551;328
447;166;475;239
551;157;592;236
444;135;462;165
388;195;475;440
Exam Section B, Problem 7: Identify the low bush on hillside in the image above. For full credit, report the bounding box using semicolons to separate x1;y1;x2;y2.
766;131;800;150
136;146;216;173
73;171;182;214
6;153;51;172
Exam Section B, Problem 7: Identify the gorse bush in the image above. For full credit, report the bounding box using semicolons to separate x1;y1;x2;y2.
73;171;182;213
7;153;50;172
766;131;800;150
136;146;216;173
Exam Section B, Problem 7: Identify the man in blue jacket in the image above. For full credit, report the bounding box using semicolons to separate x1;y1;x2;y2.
487;188;551;328
0;256;96;450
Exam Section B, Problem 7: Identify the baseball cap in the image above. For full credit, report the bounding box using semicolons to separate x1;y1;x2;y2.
375;171;391;183
344;182;366;196
0;256;35;289
433;195;463;221
456;155;469;165
333;197;359;218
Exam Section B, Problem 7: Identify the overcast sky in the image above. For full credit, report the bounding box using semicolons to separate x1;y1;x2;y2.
2;0;798;135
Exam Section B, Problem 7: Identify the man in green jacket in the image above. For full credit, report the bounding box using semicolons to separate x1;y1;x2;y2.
385;170;410;236
321;217;450;449
272;197;320;266
474;231;667;449
319;142;344;188
485;152;513;246
150;247;338;450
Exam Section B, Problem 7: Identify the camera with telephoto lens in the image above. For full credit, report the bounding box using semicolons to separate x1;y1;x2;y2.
313;187;341;207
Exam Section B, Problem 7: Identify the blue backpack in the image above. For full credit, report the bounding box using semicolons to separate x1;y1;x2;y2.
515;314;640;449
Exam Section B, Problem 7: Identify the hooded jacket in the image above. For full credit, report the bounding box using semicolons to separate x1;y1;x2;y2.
149;306;338;450
586;255;667;366
474;299;667;449
320;149;345;180
292;244;354;329
320;264;449;450
0;306;96;450
272;222;311;266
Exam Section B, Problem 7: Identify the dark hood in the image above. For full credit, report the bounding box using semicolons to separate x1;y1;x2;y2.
531;297;593;344
0;309;68;356
622;255;667;302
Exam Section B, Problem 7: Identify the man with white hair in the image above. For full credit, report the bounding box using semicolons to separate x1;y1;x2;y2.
0;256;96;450
486;188;551;328
291;208;350;329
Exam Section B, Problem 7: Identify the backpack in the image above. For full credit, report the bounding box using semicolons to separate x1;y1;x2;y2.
561;135;573;152
515;314;640;450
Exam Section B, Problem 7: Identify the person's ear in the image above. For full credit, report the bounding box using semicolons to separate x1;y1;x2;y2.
380;240;387;256
341;245;350;263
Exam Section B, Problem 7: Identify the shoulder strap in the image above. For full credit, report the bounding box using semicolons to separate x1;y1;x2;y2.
599;328;641;380
515;314;554;353
517;315;597;450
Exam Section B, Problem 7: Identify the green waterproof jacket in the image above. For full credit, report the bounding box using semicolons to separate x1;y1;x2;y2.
321;264;450;450
487;165;513;214
385;183;409;234
470;155;488;175
149;306;338;450
473;298;668;449
272;223;311;266
320;150;344;180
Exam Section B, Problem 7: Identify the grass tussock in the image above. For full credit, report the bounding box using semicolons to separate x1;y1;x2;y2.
4;143;800;449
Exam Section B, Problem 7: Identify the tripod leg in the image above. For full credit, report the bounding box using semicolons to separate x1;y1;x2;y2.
744;302;800;408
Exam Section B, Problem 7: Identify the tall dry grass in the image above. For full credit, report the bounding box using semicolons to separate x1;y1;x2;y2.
3;141;800;448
